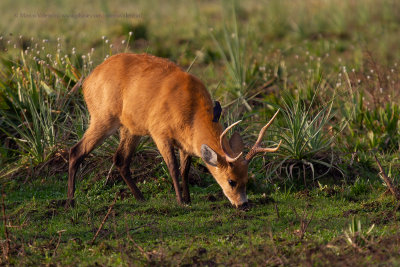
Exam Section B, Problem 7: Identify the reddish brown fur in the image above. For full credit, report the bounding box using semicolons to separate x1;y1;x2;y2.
84;54;223;154
67;53;278;209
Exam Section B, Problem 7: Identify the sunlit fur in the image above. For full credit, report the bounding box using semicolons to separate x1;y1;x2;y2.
68;53;249;207
208;157;249;206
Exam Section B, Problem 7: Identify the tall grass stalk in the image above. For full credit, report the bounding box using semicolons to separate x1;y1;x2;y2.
210;9;256;112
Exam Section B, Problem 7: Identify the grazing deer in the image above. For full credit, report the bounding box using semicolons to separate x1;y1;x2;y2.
67;53;281;209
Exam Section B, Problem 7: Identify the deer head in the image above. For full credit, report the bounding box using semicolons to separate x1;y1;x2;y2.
201;110;282;208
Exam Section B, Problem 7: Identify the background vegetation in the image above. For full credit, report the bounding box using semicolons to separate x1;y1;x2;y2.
1;0;400;265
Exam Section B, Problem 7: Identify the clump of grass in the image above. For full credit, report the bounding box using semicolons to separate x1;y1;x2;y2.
0;37;86;177
344;217;375;251
0;51;77;165
265;89;343;186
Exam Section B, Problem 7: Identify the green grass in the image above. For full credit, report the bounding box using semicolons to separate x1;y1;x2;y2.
2;175;400;266
1;0;400;265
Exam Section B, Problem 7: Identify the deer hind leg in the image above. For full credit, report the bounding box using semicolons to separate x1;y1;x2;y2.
67;119;119;207
153;138;183;205
113;127;144;201
179;150;192;204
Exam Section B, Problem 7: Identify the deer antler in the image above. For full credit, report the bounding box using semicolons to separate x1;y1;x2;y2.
220;120;243;163
245;109;282;162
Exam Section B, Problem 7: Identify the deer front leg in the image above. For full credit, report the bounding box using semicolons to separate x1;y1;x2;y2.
179;150;191;204
154;140;183;205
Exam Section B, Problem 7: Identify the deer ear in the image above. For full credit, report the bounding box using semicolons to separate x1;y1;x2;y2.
201;144;219;167
229;132;244;154
212;101;222;122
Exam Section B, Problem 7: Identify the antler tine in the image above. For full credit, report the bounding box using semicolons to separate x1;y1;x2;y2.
254;109;280;147
245;109;282;162
225;152;243;163
220;120;243;162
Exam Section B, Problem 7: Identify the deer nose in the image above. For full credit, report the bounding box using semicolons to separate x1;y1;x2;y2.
237;202;249;210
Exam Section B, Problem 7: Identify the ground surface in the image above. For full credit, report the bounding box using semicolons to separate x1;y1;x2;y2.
1;166;400;266
1;0;400;266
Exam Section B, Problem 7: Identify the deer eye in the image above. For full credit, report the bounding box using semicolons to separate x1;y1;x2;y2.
228;179;237;187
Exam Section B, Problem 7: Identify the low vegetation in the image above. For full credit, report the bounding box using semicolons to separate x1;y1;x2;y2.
1;0;400;265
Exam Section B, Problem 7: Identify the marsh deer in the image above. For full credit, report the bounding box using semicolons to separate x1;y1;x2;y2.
67;53;281;209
